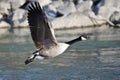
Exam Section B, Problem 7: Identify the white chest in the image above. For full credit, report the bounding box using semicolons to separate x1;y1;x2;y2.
40;43;69;57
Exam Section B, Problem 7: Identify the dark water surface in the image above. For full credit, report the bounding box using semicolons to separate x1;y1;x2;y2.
0;26;120;80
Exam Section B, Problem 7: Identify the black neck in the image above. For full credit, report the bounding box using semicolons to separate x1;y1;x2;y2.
65;37;81;45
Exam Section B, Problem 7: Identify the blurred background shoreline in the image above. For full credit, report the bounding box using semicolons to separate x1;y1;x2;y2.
0;0;120;80
0;0;120;31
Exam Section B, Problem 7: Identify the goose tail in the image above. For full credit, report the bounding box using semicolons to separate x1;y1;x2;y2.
25;54;36;65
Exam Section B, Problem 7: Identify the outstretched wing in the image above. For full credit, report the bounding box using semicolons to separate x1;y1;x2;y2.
28;2;57;49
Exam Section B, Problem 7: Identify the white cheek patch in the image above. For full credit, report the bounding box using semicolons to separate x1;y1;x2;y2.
81;37;87;40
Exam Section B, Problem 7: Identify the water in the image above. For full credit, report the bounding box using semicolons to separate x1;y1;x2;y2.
0;26;120;80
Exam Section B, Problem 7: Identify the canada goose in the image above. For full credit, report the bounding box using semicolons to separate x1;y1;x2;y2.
25;1;88;64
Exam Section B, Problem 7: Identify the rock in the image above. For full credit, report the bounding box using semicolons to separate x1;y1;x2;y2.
50;0;64;8
24;0;52;6
45;0;76;19
1;0;120;29
57;1;76;15
73;0;84;5
10;0;26;10
98;0;120;19
76;0;93;13
98;6;118;20
52;12;106;29
44;3;58;18
0;14;2;19
38;0;52;6
7;9;28;27
44;1;64;19
104;0;120;8
52;12;88;29
109;11;120;27
0;2;10;14
0;21;10;28
45;0;64;13
45;0;76;16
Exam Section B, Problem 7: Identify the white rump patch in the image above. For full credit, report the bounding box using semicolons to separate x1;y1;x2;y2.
81;36;87;40
36;56;45;60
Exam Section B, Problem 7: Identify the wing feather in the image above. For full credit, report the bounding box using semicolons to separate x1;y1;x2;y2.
28;2;57;49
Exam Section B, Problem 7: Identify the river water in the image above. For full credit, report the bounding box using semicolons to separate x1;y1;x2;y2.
0;26;120;80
